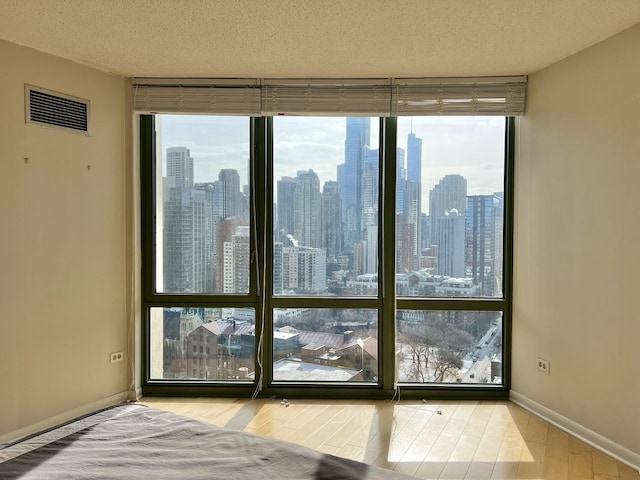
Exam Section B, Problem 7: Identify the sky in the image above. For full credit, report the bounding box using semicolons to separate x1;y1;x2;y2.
159;115;506;212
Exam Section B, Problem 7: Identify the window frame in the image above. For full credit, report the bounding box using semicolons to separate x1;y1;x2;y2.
140;115;515;400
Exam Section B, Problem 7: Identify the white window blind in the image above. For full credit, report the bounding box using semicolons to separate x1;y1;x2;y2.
133;76;526;116
262;79;392;116
392;77;526;116
132;78;261;115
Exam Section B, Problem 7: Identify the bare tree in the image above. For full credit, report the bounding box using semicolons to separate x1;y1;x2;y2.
397;332;433;382
432;349;463;382
397;313;474;383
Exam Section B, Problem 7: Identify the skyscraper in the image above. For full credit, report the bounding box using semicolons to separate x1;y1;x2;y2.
420;213;430;250
215;169;247;219
407;132;422;185
364;225;378;274
361;147;379;229
339;117;371;250
466;195;499;296
437;208;465;278
396;147;406;214
166;147;194;188
407;132;423;262
216;217;247;292
293;169;322;248
321;181;343;257
277;176;297;241
403;180;422;271
281;246;326;293
163;187;207;293
273;242;283;295
223;226;250;294
163;146;207;293
396;132;423;273
194;181;219;293
429;174;467;246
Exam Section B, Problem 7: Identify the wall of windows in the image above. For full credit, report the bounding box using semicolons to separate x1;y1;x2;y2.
141;114;514;399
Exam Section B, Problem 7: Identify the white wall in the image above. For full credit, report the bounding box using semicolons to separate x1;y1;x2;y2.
0;39;131;440
514;23;640;463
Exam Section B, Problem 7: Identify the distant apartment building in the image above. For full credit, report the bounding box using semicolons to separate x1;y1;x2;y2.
429;174;467;246
437;208;465;278
466;194;500;296
280;246;326;293
223;225;250;294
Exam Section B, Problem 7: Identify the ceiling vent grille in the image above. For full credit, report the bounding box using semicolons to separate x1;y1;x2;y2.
25;85;90;134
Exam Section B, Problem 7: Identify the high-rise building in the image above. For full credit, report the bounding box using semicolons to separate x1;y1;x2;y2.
361;147;379;229
273;242;283;295
395;133;423;273
420;213;430;250
466;195;499;296
429;174;467;246
407;132;423;262
396;219;417;273
339;118;371;250
194;182;219;293
321;181;342;257
407;132;422;185
396;147;406;214
163;174;207;293
293;169;322;248
215;169;247;220
352;242;364;277
281;246;326;293
364;225;378;274
437;208;465;278
223;226;250;294
166;147;194;188
277;176;297;241
216;217;247;291
296;247;327;293
401;180;421;271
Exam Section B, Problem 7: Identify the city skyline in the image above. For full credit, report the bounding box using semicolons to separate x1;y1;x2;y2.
159;115;506;212
160;148;503;296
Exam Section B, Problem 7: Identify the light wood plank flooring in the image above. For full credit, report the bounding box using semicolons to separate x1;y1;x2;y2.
141;397;639;480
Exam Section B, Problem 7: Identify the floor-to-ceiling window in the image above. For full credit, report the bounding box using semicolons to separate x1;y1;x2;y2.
139;77;520;399
395;117;508;387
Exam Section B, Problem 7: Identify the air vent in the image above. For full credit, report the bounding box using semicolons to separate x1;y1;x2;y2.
25;85;90;134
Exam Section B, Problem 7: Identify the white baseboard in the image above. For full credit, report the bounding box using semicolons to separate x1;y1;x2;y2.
0;391;129;444
510;391;640;473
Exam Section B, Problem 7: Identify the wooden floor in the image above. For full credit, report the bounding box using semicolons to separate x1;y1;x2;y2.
141;397;639;480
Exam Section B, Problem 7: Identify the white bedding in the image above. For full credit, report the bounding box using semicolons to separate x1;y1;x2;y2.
0;403;417;479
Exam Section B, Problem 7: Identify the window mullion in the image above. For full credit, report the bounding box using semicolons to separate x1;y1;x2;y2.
260;116;274;390
380;117;397;391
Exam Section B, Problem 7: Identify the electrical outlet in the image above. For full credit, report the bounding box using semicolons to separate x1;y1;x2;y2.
537;357;550;374
110;351;124;363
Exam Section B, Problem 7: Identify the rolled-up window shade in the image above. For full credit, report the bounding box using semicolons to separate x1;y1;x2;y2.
132;78;261;115
132;76;525;116
262;79;391;116
392;77;526;116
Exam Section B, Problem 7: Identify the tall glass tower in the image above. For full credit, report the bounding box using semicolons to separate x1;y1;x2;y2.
339;118;371;250
466;195;499;296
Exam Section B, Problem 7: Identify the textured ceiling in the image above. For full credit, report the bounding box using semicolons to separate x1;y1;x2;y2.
1;0;639;78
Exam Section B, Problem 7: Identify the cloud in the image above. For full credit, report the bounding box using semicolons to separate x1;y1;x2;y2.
158;114;506;211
